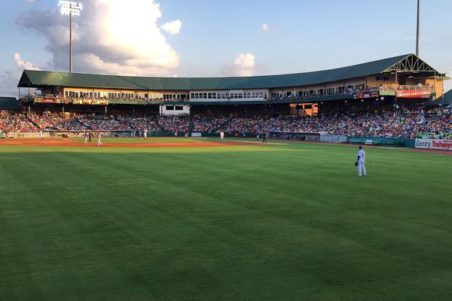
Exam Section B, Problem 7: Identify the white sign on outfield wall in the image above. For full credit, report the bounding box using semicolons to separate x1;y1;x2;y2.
415;139;452;151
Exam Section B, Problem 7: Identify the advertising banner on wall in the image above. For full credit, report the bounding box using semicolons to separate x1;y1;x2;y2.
397;90;432;99
355;91;378;99
34;97;69;104
415;139;452;151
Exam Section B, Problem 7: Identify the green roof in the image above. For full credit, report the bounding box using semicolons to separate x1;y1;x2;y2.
18;54;439;91
0;97;19;111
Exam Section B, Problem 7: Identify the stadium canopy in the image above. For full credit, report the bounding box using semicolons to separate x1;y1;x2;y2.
18;54;442;91
438;90;452;106
0;97;19;111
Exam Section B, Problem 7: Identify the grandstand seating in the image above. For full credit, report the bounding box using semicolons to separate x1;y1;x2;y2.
0;108;450;139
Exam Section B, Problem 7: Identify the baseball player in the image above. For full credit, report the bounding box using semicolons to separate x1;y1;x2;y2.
356;146;366;176
97;132;103;146
220;131;225;141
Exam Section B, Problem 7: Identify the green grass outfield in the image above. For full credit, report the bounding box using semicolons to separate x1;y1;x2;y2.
0;138;451;301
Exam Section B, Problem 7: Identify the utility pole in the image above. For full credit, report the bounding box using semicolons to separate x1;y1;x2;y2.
69;11;72;73
416;0;420;57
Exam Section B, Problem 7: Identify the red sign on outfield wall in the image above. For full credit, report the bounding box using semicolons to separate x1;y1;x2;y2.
415;139;452;151
397;90;431;99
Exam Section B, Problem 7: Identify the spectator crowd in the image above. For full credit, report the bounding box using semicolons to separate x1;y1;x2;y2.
0;107;450;139
192;108;450;139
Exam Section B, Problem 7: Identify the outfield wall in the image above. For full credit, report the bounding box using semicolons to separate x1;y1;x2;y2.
347;136;411;147
3;131;451;151
1;132;50;139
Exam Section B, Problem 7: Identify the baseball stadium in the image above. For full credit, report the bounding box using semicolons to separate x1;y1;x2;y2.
1;1;452;301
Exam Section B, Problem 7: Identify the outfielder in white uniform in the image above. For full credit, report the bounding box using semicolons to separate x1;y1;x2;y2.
97;132;103;146
356;146;366;176
220;131;225;141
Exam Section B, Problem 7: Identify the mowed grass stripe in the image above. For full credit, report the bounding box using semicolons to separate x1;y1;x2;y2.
0;142;451;300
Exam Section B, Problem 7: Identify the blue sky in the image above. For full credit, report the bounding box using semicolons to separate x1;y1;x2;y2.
1;0;451;96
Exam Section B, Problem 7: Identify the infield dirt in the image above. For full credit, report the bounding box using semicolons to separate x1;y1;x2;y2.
0;138;248;148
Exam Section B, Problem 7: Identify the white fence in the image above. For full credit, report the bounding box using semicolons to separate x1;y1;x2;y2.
320;135;348;144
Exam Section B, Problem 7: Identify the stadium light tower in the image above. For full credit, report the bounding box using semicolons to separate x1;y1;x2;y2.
416;0;420;57
58;1;83;73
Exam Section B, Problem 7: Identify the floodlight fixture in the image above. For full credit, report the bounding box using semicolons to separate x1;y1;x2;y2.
58;1;83;73
59;1;83;16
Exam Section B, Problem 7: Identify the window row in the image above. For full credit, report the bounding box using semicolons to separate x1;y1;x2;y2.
271;84;366;98
190;91;266;100
64;91;162;100
165;106;185;111
163;94;189;100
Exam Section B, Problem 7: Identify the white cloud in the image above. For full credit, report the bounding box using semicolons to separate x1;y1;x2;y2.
222;53;256;77
161;20;182;35
262;23;270;32
0;71;20;97
233;53;256;76
14;53;41;71
0;53;40;96
17;0;181;76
